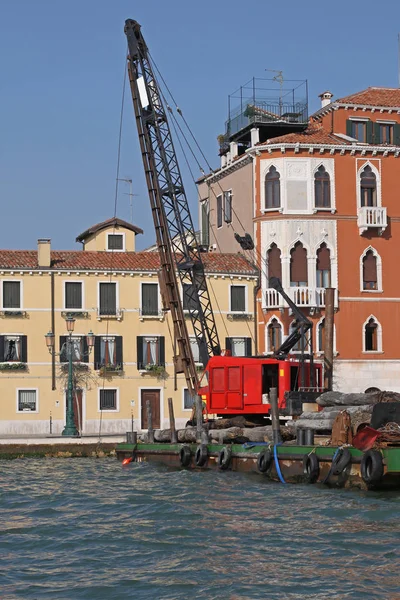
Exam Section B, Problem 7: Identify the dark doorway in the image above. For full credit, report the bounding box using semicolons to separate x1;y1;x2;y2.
141;389;161;429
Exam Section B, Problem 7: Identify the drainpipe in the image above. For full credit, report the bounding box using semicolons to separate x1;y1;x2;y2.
254;267;261;355
324;288;335;391
51;271;56;390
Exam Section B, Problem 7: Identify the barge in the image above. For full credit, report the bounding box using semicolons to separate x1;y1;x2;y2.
116;440;400;491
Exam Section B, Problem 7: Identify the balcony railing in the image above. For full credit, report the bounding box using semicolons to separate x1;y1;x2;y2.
96;308;123;321
357;206;387;235
265;287;338;310
139;308;164;321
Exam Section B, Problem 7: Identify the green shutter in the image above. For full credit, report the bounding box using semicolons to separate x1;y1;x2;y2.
116;336;123;369
21;336;28;363
225;338;232;354
0;336;4;362
373;122;380;145
137;336;143;370
94;336;101;370
394;124;400;146
366;121;373;144
159;337;165;366
346;120;353;137
59;336;67;362
245;338;252;357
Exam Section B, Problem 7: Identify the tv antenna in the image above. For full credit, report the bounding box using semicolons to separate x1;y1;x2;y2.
265;69;284;116
117;178;138;223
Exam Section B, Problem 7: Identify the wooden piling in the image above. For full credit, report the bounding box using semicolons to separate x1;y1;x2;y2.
146;399;155;443
168;397;178;444
270;387;282;444
324;287;335;391
195;395;203;443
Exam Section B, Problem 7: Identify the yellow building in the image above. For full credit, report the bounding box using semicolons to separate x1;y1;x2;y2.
0;218;258;436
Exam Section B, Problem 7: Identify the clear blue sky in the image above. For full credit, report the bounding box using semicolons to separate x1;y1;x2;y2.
2;0;400;251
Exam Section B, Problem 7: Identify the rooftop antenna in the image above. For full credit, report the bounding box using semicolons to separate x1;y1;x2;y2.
265;69;284;116
117;178;138;223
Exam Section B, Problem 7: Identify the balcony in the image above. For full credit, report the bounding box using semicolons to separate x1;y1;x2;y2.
264;287;338;310
357;206;387;235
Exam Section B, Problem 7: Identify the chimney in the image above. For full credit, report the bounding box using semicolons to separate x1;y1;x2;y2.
38;239;51;268
318;91;333;109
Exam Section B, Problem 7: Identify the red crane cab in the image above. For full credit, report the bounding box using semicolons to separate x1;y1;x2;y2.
199;355;323;417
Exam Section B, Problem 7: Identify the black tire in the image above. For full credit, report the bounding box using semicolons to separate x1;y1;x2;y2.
361;450;384;485
332;448;352;476
303;453;320;484
217;446;232;471
195;444;208;467
179;445;191;468
364;387;380;394
257;448;272;473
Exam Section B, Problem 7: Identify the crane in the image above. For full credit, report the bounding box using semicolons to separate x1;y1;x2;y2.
124;19;321;417
124;19;221;399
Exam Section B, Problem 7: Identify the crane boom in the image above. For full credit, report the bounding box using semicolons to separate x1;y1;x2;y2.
124;19;221;394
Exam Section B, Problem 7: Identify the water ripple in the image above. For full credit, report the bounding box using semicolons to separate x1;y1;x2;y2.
0;458;399;599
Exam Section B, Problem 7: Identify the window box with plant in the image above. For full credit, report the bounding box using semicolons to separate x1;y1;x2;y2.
0;362;27;371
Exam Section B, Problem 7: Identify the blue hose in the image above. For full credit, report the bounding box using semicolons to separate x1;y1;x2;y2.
273;444;286;484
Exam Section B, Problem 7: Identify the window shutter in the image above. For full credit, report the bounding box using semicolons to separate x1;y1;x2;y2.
21;336;27;363
99;283;116;315
372;122;380;145
82;336;88;362
290;243;308;284
94;336;101;370
60;336;67;362
142;283;158;315
346;120;353;137
366;121;373;144
137;336;143;370
268;244;282;280
231;286;245;311
363;251;377;283
245;338;252;357
66;283;82;310
159;336;165;366
116;336;123;369
394;124;400;146
225;338;232;354
3;281;20;309
0;336;4;362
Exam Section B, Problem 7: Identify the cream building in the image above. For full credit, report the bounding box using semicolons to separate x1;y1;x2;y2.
0;217;258;436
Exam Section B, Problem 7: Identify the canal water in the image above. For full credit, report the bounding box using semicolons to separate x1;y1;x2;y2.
0;459;399;600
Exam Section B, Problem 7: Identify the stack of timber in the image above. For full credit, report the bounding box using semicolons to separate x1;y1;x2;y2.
295;390;400;434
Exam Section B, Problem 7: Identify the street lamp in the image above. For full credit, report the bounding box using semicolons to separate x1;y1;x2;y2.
45;321;95;437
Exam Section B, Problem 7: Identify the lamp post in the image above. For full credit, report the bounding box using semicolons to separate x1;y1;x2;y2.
45;319;95;436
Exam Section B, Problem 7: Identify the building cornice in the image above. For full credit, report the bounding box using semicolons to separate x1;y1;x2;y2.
204;154;252;184
247;143;400;157
313;102;400;120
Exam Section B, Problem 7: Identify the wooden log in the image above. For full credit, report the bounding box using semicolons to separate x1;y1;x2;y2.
210;416;260;429
317;390;400;407
146;400;154;443
296;418;336;431
195;396;203;443
154;429;172;443
168;397;178;444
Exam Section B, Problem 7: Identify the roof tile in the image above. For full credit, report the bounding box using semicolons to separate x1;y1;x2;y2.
262;123;349;146
0;250;258;275
336;87;400;108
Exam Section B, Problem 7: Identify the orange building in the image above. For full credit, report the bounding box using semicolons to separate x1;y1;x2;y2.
198;84;400;392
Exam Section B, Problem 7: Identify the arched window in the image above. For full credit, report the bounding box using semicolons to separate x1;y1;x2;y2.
318;319;325;353
316;243;331;288
267;243;282;281
265;166;281;209
289;320;310;352
314;166;331;208
267;318;282;352
362;250;377;290
290;242;308;287
360;165;377;207
364;317;378;352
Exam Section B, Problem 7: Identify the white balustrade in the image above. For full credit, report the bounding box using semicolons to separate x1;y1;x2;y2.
357;206;387;234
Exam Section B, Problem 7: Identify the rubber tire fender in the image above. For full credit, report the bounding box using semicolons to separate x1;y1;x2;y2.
195;444;208;467
217;446;232;470
361;450;384;485
303;453;320;484
179;445;191;468
332;448;352;476
257;448;273;473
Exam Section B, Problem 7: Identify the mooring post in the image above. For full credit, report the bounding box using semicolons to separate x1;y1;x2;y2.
195;395;203;443
270;387;282;444
146;399;155;443
324;287;335;391
168;397;178;444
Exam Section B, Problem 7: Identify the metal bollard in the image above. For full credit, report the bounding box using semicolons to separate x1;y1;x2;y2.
126;431;137;444
304;428;315;446
297;428;305;446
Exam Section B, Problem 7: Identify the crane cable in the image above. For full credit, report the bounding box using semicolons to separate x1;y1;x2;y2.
97;52;127;447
